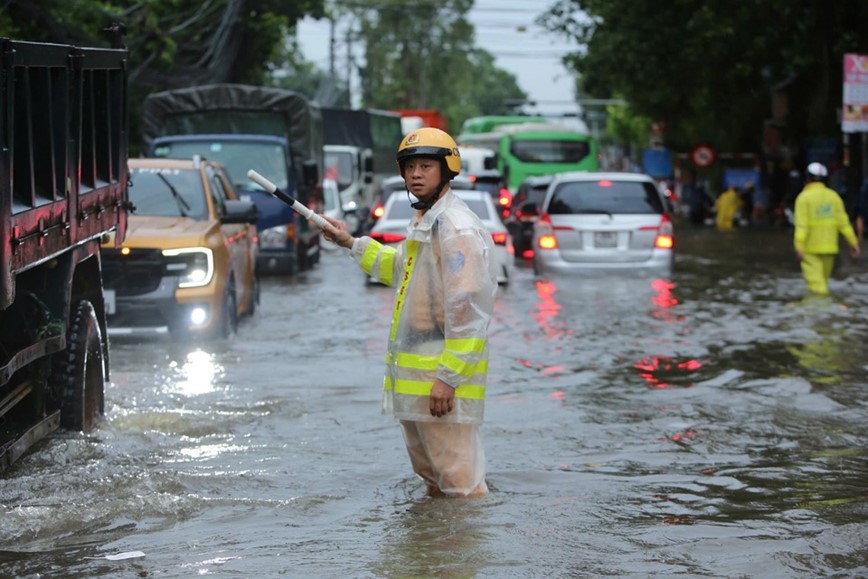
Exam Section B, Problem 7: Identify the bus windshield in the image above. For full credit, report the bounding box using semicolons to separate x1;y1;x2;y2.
509;139;591;164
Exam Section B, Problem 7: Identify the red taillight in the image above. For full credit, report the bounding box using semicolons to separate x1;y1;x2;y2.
521;248;534;260
538;234;558;250
491;232;508;246
498;188;512;208
639;214;674;249
537;213;557;249
372;204;385;219
655;234;674;249
370;231;405;244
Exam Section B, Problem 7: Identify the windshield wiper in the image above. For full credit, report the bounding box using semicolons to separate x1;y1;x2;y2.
156;173;191;217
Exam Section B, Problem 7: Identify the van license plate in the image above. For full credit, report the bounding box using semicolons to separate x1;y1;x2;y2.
594;232;617;248
104;289;116;315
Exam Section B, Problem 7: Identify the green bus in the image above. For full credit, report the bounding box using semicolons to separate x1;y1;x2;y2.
460;115;550;135
457;125;600;192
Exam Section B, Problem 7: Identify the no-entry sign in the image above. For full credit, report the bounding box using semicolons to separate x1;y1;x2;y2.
690;144;716;168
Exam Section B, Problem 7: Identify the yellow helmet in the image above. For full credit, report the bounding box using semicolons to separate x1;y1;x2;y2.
396;127;461;178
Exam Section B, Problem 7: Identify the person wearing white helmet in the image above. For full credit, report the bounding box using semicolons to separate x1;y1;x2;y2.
792;162;860;294
320;127;498;498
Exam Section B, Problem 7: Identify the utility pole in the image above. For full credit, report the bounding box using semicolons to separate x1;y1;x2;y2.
345;23;354;108
329;16;335;76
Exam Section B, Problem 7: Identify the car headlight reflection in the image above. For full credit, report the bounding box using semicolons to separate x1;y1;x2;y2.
162;247;214;288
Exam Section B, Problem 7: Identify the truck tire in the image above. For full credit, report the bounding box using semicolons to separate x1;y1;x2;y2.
53;300;105;432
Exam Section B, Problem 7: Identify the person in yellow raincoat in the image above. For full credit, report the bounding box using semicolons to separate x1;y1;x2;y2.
714;183;743;230
320;127;498;497
793;162;860;295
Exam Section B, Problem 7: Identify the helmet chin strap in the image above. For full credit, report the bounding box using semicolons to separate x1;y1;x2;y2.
409;178;450;210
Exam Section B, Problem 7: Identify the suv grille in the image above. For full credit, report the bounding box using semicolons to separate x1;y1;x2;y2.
101;248;165;296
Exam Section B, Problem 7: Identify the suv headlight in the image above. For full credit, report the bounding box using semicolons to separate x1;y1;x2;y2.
162;247;214;288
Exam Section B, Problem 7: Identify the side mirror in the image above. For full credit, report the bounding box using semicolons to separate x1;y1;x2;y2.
222;199;259;224
302;160;319;188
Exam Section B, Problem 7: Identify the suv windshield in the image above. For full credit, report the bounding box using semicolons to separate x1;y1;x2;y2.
129;167;208;219
547;180;664;215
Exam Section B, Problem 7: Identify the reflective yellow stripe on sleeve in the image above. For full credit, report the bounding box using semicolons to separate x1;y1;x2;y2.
392;378;486;400
394;351;488;376
379;251;395;284
440;350;488;378
444;337;486;354
360;240;397;286
360;239;382;272
394;352;439;370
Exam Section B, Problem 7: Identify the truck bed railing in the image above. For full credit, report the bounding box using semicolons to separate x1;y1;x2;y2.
0;38;129;309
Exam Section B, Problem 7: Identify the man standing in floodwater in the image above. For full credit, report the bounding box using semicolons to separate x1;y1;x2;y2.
793;162;860;295
320;127;498;498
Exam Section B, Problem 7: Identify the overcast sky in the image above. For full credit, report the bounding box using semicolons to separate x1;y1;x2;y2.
295;0;581;117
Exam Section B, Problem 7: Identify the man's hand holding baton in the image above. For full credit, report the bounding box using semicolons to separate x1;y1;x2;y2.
246;169;355;248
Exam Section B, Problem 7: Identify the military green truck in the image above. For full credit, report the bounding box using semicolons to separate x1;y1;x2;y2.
0;38;129;471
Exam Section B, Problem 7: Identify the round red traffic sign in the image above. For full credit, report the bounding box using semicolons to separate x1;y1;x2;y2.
690;144;716;168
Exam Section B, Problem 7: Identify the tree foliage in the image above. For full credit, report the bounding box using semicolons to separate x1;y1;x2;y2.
0;0;325;151
540;0;868;152
334;0;527;131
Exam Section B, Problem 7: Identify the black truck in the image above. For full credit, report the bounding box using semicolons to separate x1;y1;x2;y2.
0;38;129;471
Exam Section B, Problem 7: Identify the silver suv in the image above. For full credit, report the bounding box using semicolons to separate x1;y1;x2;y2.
532;172;674;275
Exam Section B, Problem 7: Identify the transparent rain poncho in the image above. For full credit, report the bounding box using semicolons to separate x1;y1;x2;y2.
351;189;498;425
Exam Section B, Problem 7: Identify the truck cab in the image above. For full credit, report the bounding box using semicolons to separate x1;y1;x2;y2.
142;84;324;276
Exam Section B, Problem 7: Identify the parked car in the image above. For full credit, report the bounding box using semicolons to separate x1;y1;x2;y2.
368;188;514;285
100;157;260;338
506;174;555;261
364;174;475;232
532;172;674;275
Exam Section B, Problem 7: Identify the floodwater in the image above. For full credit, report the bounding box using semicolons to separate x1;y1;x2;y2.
2;225;868;578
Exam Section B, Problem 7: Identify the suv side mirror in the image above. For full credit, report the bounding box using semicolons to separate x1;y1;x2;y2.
302;160;319;188
222;199;259;224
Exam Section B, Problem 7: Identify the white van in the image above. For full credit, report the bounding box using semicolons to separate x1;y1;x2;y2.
458;145;498;174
